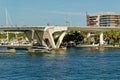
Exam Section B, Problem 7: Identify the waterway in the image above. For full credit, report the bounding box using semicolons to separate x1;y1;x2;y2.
0;47;120;80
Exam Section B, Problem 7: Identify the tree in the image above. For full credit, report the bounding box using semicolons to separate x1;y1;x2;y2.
104;30;120;45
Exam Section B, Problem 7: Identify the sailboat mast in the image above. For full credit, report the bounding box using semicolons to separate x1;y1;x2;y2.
5;8;8;26
5;8;9;42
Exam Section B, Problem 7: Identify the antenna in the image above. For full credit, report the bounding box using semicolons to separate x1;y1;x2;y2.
65;15;71;26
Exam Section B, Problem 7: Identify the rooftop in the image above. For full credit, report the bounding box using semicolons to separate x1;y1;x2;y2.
89;12;120;16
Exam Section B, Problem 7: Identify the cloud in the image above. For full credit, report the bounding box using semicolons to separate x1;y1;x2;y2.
50;11;86;16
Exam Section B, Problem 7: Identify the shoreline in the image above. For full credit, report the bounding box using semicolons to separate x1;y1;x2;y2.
76;44;120;48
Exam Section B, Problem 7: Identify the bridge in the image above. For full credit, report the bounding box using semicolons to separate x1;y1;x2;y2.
0;26;67;48
0;25;120;48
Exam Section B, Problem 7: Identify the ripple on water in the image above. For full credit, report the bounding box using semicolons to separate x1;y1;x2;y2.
0;47;119;80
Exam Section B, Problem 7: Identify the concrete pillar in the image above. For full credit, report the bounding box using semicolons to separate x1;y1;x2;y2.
56;31;66;48
34;30;43;45
31;30;34;40
87;32;91;38
24;30;33;43
25;30;43;45
87;32;91;44
47;31;56;48
100;32;104;45
6;32;9;42
30;30;34;45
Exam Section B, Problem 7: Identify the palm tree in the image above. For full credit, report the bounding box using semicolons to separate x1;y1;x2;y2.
104;30;120;45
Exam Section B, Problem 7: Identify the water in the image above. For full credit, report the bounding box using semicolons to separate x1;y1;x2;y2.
0;47;120;80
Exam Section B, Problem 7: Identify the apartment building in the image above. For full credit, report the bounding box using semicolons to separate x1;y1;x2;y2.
87;12;120;27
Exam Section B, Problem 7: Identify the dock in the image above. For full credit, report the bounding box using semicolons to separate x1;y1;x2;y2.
0;44;32;50
76;44;120;49
76;44;99;48
0;49;16;53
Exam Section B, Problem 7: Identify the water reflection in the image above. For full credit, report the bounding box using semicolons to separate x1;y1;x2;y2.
0;47;120;80
28;49;67;57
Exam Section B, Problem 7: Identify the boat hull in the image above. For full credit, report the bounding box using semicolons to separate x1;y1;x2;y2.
28;49;50;53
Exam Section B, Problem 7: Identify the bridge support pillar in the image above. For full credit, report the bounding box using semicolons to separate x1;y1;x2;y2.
100;32;104;46
24;26;67;49
34;30;44;45
44;30;66;49
47;31;56;48
25;30;33;43
25;30;46;46
56;31;66;48
31;30;34;40
87;32;91;44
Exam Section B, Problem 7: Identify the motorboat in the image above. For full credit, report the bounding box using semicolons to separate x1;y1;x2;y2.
28;43;50;53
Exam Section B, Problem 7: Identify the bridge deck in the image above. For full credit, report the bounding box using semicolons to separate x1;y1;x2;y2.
0;26;120;31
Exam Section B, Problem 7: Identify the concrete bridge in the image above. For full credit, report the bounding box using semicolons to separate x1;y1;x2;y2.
0;26;67;48
0;25;120;48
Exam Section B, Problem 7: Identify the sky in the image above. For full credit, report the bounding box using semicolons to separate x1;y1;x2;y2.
0;0;119;26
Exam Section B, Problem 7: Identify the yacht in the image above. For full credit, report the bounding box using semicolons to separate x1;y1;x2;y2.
28;43;50;53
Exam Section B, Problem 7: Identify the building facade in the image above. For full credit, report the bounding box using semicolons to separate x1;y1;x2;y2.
87;12;120;27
